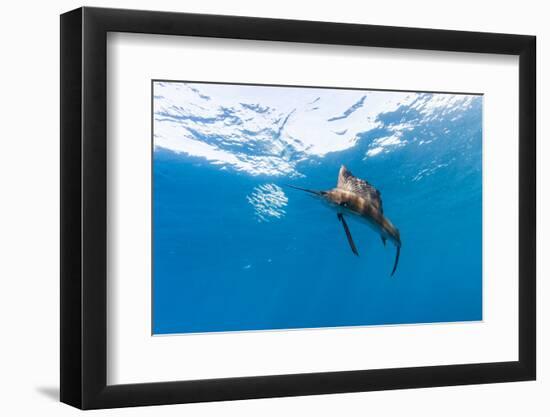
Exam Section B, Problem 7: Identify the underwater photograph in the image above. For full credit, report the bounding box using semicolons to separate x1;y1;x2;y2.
152;80;482;335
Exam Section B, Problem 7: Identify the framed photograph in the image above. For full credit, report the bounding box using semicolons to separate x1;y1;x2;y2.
60;7;536;409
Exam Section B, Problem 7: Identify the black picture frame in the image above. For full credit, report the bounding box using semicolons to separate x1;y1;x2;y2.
60;6;536;410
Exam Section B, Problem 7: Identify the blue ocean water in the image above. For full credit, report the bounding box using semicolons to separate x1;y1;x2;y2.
152;84;482;335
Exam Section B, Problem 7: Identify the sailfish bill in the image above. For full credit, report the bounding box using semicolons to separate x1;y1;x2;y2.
286;165;402;276
283;184;324;196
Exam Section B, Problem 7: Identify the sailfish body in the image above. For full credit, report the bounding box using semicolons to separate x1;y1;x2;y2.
287;165;401;276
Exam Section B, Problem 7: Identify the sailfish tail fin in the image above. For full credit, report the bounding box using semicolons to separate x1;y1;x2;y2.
390;245;401;277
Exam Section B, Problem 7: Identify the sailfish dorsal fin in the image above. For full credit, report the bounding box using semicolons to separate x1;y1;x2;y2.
337;165;383;213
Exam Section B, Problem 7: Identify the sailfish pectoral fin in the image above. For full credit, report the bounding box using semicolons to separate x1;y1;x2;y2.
337;213;359;256
390;245;401;277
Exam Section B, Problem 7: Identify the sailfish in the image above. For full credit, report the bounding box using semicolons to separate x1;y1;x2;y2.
287;165;401;276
